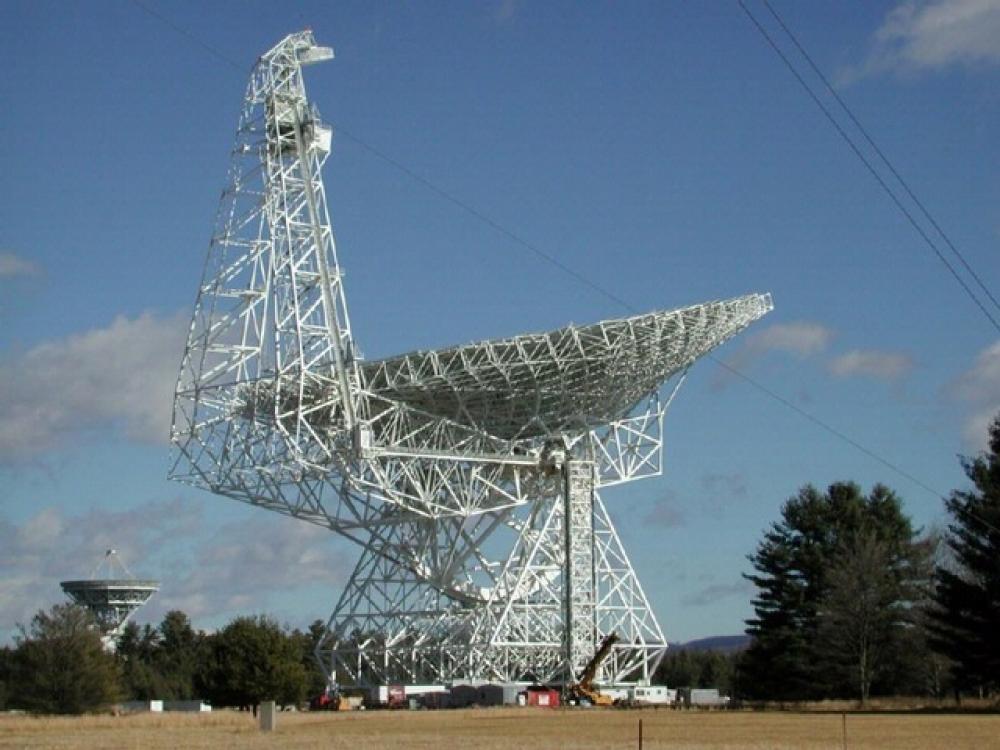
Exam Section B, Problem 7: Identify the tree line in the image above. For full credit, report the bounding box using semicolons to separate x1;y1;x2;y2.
2;416;998;713
0;610;327;714
654;649;738;696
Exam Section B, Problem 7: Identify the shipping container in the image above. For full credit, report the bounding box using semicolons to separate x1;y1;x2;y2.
523;686;560;708
677;687;728;707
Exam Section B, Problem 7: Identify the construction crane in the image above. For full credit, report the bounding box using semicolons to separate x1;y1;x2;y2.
566;632;621;706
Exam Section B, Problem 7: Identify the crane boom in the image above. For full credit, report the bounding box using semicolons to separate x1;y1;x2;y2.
565;632;620;706
578;631;620;688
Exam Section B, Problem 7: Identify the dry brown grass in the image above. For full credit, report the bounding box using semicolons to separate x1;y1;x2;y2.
1;707;998;750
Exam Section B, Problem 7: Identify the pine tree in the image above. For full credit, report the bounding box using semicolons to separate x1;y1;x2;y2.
117;621;169;700
154;611;203;699
930;414;1000;694
740;482;931;700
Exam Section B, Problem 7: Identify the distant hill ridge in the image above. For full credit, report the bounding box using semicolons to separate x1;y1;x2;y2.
669;635;750;653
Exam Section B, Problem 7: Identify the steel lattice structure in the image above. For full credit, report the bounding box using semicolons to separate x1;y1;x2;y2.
169;31;773;688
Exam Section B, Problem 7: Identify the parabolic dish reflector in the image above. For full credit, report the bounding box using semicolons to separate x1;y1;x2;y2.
362;293;773;439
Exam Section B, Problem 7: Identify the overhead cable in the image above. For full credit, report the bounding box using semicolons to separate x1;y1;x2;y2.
128;0;958;506
737;0;1000;334
760;0;1000;318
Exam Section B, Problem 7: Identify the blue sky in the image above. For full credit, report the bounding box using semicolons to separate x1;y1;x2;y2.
2;0;999;645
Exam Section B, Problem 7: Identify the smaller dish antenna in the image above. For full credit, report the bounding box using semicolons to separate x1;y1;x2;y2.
60;549;159;650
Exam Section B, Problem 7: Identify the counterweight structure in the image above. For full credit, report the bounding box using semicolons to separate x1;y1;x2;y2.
169;31;773;687
60;549;159;650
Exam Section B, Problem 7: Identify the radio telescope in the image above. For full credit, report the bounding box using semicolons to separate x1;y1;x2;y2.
169;31;772;687
60;549;159;650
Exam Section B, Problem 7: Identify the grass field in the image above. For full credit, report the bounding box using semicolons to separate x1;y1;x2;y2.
2;708;998;750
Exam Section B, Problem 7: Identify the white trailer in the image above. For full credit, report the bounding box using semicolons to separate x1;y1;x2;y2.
629;685;672;705
680;688;728;707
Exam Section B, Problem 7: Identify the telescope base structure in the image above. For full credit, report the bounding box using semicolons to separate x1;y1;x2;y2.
317;459;667;687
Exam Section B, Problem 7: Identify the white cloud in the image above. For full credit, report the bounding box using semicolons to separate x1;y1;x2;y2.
953;341;1000;401
0;311;188;464
714;321;834;389
744;322;834;357
0;252;40;278
950;340;1000;448
0;499;350;641
851;0;1000;80
961;409;998;450
828;349;914;381
0;499;203;637
159;514;349;620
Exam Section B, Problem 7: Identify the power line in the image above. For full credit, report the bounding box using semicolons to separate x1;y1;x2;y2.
736;0;1000;334
760;0;1000;318
327;134;960;507
335;131;635;312
734;2;1000;535
130;0;633;312
128;1;956;504
709;354;944;498
132;0;244;72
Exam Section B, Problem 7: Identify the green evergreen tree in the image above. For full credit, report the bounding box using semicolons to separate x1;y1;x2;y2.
654;649;696;687
930;414;1000;694
154;610;204;699
653;649;738;694
740;482;931;700
117;621;170;700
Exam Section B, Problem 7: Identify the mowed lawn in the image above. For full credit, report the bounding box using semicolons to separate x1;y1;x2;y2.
1;708;998;749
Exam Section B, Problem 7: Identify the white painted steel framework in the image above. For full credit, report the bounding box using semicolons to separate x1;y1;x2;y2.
169;31;773;687
60;550;159;650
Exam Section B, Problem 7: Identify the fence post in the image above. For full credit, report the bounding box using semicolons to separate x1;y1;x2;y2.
260;700;277;732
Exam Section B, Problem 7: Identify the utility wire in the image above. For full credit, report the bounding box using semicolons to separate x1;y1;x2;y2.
737;0;1000;334
132;0;243;71
335;131;635;312
336;133;958;506
760;0;1000;318
737;0;1000;535
709;355;944;499
128;0;957;505
129;0;635;312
